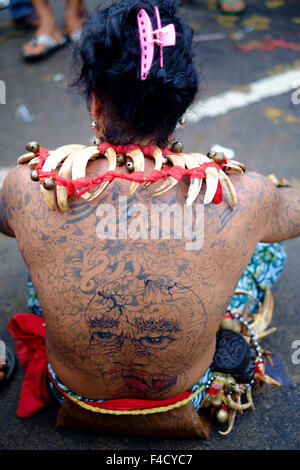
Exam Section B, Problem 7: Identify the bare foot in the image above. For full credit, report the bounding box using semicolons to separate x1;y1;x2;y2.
22;20;64;57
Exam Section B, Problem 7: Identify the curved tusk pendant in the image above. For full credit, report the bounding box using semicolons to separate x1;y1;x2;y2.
28;156;40;166
71;146;101;201
188;152;219;204
126;149;145;196
228;160;246;172
151;154;185;198
41;144;85;211
86;146;117;201
257;327;277;339
218;169;237;210
189;152;212;165
18;152;36;165
223;160;245;173
246;388;256;411
251;287;274;335
219;408;237;436
226;394;252;411
142;147;164;190
183;154;203;206
204;166;218;204
260;374;281;387
219;392;242;436
57;149;86;212
42;144;85;173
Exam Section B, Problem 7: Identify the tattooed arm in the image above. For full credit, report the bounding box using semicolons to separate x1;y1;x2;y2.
0;169;16;238
249;172;300;243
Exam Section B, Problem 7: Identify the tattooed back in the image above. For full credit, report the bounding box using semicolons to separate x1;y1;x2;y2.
3;159;277;399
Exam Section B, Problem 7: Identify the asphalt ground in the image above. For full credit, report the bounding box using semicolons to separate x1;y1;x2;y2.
0;0;300;452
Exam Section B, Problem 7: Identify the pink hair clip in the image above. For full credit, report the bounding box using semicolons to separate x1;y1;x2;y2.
137;6;176;81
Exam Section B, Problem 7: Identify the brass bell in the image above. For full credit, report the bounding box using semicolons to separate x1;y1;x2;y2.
212;152;226;165
220;317;241;333
171;141;183;153
125;158;135;173
117;154;126;166
30;169;39;182
43;177;55;190
26;141;40;154
216;408;229;424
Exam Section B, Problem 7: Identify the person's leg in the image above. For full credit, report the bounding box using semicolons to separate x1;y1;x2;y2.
22;0;65;58
228;242;286;313
64;0;87;42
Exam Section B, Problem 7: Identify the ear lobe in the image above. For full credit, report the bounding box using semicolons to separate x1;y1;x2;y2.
90;93;102;118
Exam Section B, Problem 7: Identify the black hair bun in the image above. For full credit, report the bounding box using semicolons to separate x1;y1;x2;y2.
74;0;199;146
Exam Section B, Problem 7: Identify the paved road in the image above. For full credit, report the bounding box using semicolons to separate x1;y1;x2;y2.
0;0;299;451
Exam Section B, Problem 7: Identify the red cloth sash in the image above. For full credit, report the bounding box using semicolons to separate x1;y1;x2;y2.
8;313;192;417
8;313;50;418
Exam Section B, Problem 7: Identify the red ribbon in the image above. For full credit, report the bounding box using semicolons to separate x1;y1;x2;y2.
34;145;227;203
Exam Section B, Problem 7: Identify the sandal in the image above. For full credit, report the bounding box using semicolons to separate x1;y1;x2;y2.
22;34;68;62
0;340;16;392
218;0;246;15
0;0;9;11
67;30;82;44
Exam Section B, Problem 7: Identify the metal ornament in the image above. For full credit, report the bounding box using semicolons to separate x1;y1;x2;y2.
91;136;102;146
171;141;184;153
126;158;135;173
43;177;55;190
116;154;126;166
216;408;229;424
26;141;40;154
30;169;39;182
213;152;226;165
